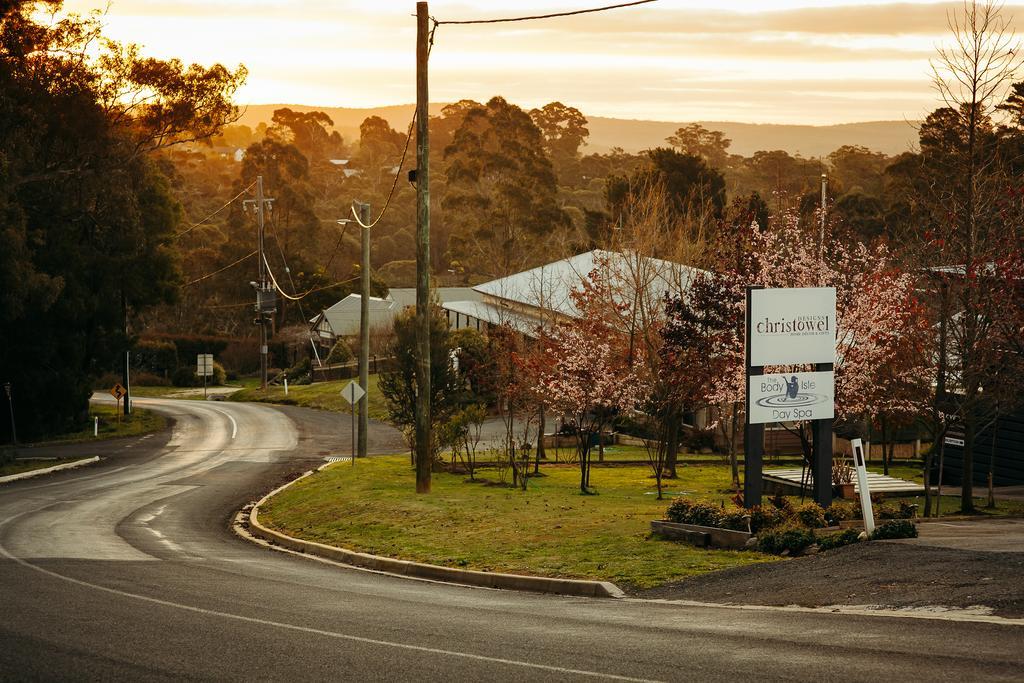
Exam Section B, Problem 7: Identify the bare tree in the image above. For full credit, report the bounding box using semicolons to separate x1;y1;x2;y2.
927;0;1023;512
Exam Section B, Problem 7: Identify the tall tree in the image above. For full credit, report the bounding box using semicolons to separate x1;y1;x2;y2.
665;124;731;169
0;1;244;439
441;96;568;278
529;101;589;185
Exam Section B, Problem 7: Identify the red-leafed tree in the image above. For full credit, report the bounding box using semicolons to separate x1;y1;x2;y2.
666;212;931;477
534;271;643;493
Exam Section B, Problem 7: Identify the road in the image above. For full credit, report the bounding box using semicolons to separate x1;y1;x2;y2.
0;398;1020;681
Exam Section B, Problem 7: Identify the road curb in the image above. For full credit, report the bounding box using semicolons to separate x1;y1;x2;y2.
0;456;100;484
238;467;625;599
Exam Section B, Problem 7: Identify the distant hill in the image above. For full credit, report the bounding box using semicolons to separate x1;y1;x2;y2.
237;103;920;158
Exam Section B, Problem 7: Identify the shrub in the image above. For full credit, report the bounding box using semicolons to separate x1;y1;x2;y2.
684;428;716;453
817;528;862;551
133;371;170;387
171;366;199;388
665;498;722;527
871;520;918;540
756;524;816;555
794;502;828;529
748;505;785;533
327;340;353;365
211;361;227;386
769;492;794;514
824;501;856;526
718;506;751;532
132;339;178;376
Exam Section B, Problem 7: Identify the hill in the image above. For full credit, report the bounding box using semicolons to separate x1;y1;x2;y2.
236;103;920;158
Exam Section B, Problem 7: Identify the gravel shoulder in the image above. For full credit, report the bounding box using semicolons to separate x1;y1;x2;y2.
631;540;1024;618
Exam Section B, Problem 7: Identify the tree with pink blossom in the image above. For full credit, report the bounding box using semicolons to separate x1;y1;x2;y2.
534;271;644;493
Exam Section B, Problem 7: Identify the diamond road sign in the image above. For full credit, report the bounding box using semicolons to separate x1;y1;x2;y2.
340;381;365;405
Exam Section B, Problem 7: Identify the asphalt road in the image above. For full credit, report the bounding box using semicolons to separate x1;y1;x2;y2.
1;398;1021;681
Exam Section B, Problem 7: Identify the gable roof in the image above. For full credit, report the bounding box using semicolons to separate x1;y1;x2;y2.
473;249;702;318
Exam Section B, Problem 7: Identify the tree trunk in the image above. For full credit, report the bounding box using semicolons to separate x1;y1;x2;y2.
535;404;546;475
961;412;975;513
881;413;889;476
664;413;679;479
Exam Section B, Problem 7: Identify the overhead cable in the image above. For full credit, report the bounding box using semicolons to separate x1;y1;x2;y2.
433;0;657;25
184;250;257;286
172;181;257;239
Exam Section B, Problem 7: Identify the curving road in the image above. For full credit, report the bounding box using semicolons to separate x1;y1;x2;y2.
0;398;1020;681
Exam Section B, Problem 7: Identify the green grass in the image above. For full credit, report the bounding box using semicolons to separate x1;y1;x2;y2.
229;375;391;422
259;456;776;589
22;404;166;446
0;456;95;478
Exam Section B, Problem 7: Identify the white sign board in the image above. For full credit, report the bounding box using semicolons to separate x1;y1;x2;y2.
748;371;835;424
197;353;214;377
750;287;836;366
944;436;965;447
340;381;365;405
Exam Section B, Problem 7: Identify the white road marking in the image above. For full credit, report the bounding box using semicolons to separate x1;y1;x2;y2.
210;407;238;440
0;509;658;683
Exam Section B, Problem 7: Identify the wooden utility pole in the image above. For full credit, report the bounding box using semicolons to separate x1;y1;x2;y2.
415;1;431;493
358;202;370;460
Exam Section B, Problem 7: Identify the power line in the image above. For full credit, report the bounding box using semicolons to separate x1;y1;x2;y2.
184;250;257;286
172;181;257;239
352;111;416;230
433;0;657;25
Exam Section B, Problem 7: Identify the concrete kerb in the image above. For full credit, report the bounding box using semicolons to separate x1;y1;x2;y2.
0;456;100;485
238;465;625;599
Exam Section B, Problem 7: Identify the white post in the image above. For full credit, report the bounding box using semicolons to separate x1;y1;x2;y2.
94;416;98;437
851;438;875;535
284;378;289;396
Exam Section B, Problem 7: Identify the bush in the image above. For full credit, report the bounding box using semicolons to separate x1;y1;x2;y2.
824;501;856;526
133;371;170;387
817;528;862;551
870;520;918;540
756;524;816;555
794;502;828;529
718;506;751;532
132;339;178;376
665;498;722;527
327;340;353;365
683;428;716;453
769;492;794;514
748;505;785;533
171;366;199;388
211;361;227;386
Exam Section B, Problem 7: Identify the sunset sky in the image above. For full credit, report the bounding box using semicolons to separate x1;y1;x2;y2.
60;0;1024;124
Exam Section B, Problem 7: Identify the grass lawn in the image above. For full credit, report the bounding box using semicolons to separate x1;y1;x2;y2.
22;403;166;445
259;456;777;589
229;375;391;423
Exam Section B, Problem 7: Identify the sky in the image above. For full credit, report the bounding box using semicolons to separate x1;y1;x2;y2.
58;0;1024;125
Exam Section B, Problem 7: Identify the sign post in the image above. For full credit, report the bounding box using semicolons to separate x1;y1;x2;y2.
744;287;836;507
109;383;127;425
197;354;214;399
341;380;365;466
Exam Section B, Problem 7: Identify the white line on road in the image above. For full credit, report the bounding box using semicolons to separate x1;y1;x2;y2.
0;509;658;683
210;407;238;440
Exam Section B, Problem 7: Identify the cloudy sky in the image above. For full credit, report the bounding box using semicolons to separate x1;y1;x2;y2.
60;0;1024;124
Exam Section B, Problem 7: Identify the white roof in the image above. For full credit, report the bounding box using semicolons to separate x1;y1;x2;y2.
473;249;701;318
389;287;483;309
444;300;539;335
310;294;396;338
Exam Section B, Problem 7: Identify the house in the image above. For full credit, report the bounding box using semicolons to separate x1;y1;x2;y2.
310;287;483;347
441;249;701;336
